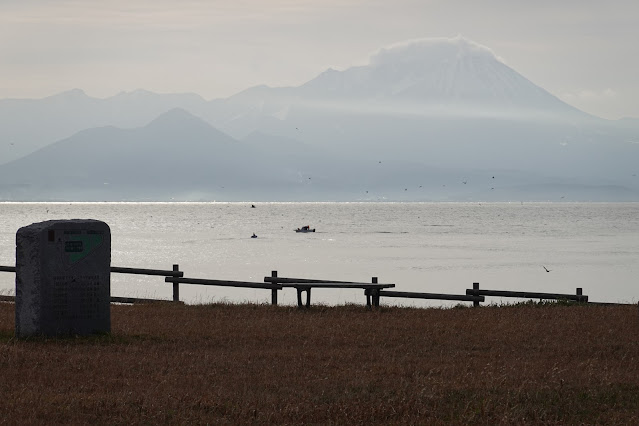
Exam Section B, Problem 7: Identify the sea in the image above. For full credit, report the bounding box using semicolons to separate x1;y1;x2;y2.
1;202;638;307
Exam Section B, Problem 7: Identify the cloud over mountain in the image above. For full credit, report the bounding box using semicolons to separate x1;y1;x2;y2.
369;36;501;67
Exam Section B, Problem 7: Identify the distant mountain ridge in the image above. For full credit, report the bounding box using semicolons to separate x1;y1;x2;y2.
0;109;292;200
0;108;474;201
0;107;636;202
1;36;638;201
0;89;210;164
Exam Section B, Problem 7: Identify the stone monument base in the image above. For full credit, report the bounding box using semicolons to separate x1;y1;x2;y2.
15;219;111;337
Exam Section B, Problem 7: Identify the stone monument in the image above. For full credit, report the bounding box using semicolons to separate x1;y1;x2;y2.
15;219;111;337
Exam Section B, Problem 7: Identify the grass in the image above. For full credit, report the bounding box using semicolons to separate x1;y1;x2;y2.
1;301;638;424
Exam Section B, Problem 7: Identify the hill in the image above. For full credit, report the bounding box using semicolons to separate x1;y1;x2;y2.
0;108;496;201
0;109;275;200
0;89;209;165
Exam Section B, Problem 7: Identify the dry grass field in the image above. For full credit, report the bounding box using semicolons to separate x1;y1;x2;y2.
1;301;638;424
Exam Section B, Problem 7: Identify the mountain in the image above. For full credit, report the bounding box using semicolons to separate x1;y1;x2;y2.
0;108;563;202
206;37;639;191
1;36;638;201
0;109;263;200
239;36;587;114
0;89;209;164
214;36;595;135
0;109;431;201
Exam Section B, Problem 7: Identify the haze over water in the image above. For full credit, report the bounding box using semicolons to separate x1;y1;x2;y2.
1;202;637;307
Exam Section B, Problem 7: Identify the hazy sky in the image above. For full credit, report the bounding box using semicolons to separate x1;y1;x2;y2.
1;0;637;119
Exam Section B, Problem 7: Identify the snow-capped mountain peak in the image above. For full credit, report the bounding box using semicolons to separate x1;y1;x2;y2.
294;35;580;115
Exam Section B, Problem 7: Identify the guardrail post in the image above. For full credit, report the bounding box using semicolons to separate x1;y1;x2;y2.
172;264;180;302
473;282;480;307
372;277;380;308
576;287;587;303
271;270;278;305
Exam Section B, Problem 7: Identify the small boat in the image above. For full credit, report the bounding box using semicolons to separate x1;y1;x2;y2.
251;233;258;238
295;225;315;233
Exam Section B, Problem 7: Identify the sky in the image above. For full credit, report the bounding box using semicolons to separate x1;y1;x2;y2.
0;0;637;120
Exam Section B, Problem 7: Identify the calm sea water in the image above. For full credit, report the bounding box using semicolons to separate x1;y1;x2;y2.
1;202;638;307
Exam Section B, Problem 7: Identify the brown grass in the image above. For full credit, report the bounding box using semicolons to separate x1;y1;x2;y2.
1;301;639;424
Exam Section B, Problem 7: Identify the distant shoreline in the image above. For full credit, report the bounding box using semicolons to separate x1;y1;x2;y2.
2;200;639;204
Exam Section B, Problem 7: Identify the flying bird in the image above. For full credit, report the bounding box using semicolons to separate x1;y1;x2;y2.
542;266;551;272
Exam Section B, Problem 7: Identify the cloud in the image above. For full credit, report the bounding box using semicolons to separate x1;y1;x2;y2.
369;35;502;67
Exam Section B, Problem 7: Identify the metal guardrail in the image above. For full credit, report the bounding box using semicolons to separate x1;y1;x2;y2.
265;271;395;308
466;282;587;306
378;290;485;303
113;265;182;302
111;266;183;277
1;265;624;308
165;276;282;290
0;264;182;304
